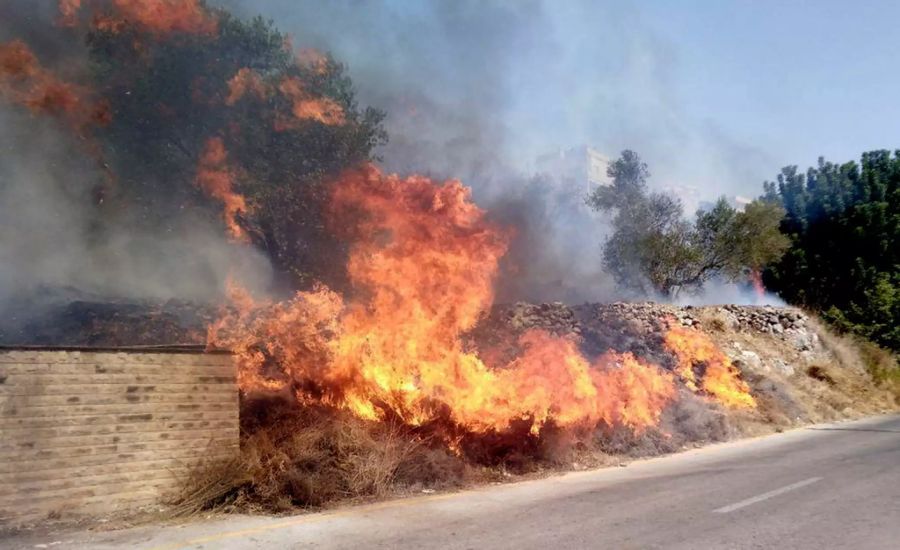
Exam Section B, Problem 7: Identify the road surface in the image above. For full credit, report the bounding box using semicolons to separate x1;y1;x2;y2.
5;414;899;550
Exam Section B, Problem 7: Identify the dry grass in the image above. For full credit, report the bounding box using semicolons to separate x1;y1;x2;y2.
856;338;900;400
806;316;900;407
170;308;899;517
806;316;868;374
805;365;836;385
168;399;469;515
696;308;898;429
166;455;250;517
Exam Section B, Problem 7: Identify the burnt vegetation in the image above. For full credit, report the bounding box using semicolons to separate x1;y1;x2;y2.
0;0;898;518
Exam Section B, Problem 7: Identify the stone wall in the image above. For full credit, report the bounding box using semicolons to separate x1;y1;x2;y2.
0;348;238;525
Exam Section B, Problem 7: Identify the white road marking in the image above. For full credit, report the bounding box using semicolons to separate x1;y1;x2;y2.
713;477;823;514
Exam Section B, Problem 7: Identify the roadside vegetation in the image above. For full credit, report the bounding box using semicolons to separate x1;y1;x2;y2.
762;152;900;352
588;149;899;396
587;150;789;299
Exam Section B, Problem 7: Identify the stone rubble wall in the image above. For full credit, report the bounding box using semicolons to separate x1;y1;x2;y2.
487;301;828;376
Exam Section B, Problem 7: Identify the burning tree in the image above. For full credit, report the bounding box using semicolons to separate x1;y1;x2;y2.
2;0;386;292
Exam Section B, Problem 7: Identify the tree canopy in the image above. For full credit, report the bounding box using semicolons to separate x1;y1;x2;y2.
763;151;900;350
84;9;386;291
589;150;788;298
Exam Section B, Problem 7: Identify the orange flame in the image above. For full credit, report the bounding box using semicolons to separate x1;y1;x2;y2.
58;0;83;26
60;0;218;35
0;41;40;80
663;323;756;408
0;40;114;199
276;76;345;127
225;68;267;106
296;48;330;76
212;164;677;436
195;137;249;241
0;40;110;130
750;269;766;300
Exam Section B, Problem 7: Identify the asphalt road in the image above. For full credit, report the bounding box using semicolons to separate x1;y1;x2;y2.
6;414;900;550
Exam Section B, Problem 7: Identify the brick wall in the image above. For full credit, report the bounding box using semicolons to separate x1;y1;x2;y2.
0;348;238;525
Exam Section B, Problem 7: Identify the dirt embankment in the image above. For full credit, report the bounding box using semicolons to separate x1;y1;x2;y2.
163;301;897;517
474;301;897;433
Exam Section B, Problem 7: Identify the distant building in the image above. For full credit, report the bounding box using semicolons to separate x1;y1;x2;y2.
535;146;611;190
730;195;753;210
662;183;703;214
698;195;754;213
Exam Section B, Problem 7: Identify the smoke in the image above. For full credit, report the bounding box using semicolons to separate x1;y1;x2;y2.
488;174;622;304
0;0;775;312
673;278;786;307
0;104;271;306
0;2;271;308
218;0;773;303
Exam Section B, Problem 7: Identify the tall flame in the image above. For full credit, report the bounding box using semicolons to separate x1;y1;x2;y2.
663;324;756;408
749;269;766;301
195;137;249;241
211;164;677;436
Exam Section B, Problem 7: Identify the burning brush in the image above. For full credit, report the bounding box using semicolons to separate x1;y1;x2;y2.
210;164;757;452
3;0;757;462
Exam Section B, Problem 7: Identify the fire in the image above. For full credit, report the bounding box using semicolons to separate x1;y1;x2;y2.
108;0;217;34
195;137;249;241
0;40;111;131
663;324;756;408
277;77;346;127
212;164;677;436
227;70;343;129
59;0;218;35
0;41;39;80
208;280;344;394
225;68;267;106
0;40;114;200
223;70;345;127
749;269;766;301
58;0;82;26
297;48;330;76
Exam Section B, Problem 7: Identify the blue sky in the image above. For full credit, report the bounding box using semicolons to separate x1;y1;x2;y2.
638;0;900;186
231;0;900;199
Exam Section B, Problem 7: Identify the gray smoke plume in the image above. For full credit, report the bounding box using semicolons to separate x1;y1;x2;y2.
0;105;272;307
0;0;775;314
0;2;272;310
219;0;774;304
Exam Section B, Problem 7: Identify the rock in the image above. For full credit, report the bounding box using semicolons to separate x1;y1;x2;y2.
772;359;795;377
738;350;763;372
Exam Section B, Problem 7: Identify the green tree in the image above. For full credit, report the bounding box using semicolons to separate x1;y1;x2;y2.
588;149;649;211
590;151;788;298
764;151;900;350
